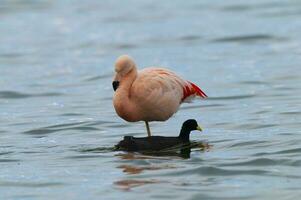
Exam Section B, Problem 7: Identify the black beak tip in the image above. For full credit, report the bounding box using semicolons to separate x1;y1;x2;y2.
112;81;119;91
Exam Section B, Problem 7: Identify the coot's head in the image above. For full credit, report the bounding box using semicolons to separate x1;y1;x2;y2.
179;119;202;141
182;119;202;131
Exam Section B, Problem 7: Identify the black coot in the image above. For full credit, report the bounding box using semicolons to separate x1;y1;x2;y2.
115;119;202;152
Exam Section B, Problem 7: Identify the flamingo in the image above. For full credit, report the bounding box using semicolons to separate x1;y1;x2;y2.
112;55;207;137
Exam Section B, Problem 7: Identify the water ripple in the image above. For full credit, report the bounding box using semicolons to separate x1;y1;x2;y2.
220;2;288;12
208;94;255;101
83;74;112;82
221;158;292;167
0;91;63;99
181;104;224;110
60;113;85;117
65;155;108;159
23;122;100;135
179;35;201;41
45;122;88;129
0;181;64;188
240;80;269;85
254;147;301;156
0;151;14;156
233;123;277;130
0;1;51;15
229;140;268;148
146;35;202;45
0;159;20;163
164;166;268;176
211;34;287;43
279;111;301;116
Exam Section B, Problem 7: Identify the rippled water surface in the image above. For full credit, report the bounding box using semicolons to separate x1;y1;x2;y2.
1;0;301;199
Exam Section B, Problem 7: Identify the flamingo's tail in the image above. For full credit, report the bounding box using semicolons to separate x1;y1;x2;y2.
182;81;207;102
189;81;207;98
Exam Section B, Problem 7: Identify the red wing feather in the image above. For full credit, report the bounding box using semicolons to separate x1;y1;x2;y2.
189;82;208;98
182;81;207;101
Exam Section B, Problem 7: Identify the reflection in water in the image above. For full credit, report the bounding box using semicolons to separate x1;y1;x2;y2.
117;164;177;175
114;179;164;191
114;142;211;190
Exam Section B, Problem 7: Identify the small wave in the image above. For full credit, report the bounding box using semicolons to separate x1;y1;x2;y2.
291;160;301;166
44;122;88;129
229;140;268;148
0;159;20;163
254;147;301;156
165;166;268;176
208;94;255;101
78;147;116;153
114;179;162;191
181;103;224;110
240;80;269;85
23;121;100;136
179;35;201;41
23;126;99;135
211;34;286;43
60;113;85;117
65;155;107;159
233;123;277;130
72;40;137;51
0;91;63;99
23;128;57;135
146;35;202;45
220;2;287;12
279;111;301;116
0;53;24;58
83;74;112;82
0;151;14;156
0;181;64;188
220;158;289;167
0;0;51;15
0;91;31;99
274;148;301;155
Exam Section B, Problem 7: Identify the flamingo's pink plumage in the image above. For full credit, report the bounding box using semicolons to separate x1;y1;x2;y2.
112;55;207;136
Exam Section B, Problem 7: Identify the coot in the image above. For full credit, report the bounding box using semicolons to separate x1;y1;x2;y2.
115;119;202;152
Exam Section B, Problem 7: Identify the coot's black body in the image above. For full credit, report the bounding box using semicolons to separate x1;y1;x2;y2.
116;119;202;152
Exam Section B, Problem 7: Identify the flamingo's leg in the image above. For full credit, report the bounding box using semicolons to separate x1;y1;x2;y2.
145;121;151;137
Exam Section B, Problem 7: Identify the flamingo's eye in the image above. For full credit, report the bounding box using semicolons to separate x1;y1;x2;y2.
112;81;120;91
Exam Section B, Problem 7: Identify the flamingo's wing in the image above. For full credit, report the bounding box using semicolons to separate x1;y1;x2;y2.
130;68;207;121
132;67;207;107
131;68;184;108
134;68;206;100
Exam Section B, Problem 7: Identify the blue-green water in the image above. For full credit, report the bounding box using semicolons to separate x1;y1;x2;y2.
1;0;301;199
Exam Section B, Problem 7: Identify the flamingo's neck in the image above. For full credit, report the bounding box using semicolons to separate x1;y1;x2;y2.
120;69;137;94
113;69;138;122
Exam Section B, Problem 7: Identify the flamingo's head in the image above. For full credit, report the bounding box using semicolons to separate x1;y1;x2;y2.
114;55;136;75
113;55;136;91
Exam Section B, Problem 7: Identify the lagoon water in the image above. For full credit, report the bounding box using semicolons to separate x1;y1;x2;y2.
1;0;301;199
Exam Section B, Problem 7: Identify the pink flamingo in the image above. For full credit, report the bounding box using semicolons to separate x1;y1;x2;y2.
112;55;207;137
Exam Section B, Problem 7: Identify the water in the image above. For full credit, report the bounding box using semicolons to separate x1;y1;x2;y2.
1;0;301;199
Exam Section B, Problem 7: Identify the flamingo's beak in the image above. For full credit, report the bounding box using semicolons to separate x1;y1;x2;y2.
196;125;203;132
112;81;120;91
